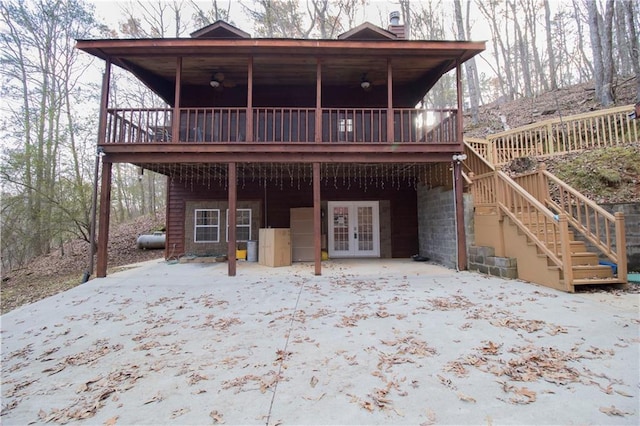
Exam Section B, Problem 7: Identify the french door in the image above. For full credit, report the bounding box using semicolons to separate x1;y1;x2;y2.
328;201;380;258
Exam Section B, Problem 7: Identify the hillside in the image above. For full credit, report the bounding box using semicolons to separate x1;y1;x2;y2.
465;77;637;138
1;213;166;314
472;77;639;204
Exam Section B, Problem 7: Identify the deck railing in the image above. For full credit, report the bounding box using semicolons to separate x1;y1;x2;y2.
104;107;459;144
106;108;173;143
474;105;638;165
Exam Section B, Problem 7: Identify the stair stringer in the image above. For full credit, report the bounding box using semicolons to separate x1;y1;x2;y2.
501;216;569;292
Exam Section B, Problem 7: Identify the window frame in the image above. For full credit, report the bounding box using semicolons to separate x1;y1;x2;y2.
226;208;252;242
194;208;220;243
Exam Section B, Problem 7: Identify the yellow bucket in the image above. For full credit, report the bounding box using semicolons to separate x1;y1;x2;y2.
236;249;247;260
321;250;329;261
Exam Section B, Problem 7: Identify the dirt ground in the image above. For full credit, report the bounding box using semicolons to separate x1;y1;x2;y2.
1;214;165;314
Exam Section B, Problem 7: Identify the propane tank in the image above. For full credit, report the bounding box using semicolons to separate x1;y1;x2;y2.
136;231;166;249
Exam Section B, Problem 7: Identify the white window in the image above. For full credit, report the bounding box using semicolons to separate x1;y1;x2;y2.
339;118;353;133
194;209;220;242
226;209;252;242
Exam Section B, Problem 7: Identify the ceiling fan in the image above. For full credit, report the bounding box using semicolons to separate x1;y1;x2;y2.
359;72;385;92
209;71;236;91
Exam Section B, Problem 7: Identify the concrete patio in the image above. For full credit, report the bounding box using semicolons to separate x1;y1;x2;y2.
1;259;638;425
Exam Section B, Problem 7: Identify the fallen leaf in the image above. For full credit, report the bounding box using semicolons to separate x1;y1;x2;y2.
143;391;163;405
103;416;118;426
210;410;225;424
171;408;190;419
599;405;632;417
361;400;375;412
456;391;476;403
510;386;537;404
310;375;318;388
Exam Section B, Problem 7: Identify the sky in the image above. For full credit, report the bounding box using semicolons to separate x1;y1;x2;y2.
90;0;491;41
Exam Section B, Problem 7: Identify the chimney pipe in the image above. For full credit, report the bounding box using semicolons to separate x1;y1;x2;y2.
390;11;400;26
388;11;405;39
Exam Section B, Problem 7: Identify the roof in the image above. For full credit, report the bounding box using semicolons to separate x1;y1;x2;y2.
337;22;397;40
190;20;251;39
76;21;485;107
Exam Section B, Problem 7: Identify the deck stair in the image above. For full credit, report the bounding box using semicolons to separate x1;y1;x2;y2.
516;211;624;289
463;105;635;292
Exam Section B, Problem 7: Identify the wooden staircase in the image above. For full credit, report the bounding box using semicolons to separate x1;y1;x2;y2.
517;212;625;290
463;104;633;292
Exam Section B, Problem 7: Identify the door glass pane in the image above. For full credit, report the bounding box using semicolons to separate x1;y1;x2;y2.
357;206;373;251
332;206;349;251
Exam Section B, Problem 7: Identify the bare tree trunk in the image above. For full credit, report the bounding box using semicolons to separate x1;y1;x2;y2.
454;0;479;123
573;0;594;80
587;0;607;104
544;0;557;90
476;0;510;99
601;0;615;105
623;0;640;101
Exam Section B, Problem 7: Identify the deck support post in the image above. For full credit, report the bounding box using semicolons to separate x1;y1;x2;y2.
247;57;253;141
315;59;322;142
386;59;393;143
172;57;182;142
313;162;322;275
228;162;237;276
85;58;111;282
96;160;113;278
615;212;627;286
455;61;467;271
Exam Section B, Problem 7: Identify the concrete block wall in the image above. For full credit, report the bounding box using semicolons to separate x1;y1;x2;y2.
416;184;474;269
570;203;640;272
468;245;518;279
603;203;640;272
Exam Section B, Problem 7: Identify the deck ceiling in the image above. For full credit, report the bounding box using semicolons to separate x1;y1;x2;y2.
76;38;485;105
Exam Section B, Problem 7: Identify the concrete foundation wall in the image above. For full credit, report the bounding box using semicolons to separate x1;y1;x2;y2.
602;203;640;272
417;184;473;269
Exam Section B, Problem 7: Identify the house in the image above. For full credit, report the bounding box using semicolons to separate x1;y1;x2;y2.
75;18;485;277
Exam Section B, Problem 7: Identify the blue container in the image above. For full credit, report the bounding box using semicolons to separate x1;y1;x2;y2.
598;260;617;275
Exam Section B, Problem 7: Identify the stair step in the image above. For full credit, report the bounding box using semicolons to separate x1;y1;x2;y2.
543;240;587;253
568;252;599;265
542;252;599;266
572;277;627;286
571;265;614;279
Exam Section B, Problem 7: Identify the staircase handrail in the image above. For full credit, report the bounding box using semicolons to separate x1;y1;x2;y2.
495;170;569;268
465;137;496;166
464;139;495;175
540;169;627;279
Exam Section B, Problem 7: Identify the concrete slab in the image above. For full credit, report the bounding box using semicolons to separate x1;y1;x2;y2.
2;259;638;425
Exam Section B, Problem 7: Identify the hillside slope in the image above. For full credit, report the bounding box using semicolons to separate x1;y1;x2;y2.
1;213;166;313
465;77;637;138
469;77;639;204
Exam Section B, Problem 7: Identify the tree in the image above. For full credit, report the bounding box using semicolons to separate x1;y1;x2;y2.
587;0;614;105
622;0;640;101
192;0;232;27
453;0;480;123
0;0;99;270
242;0;312;38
